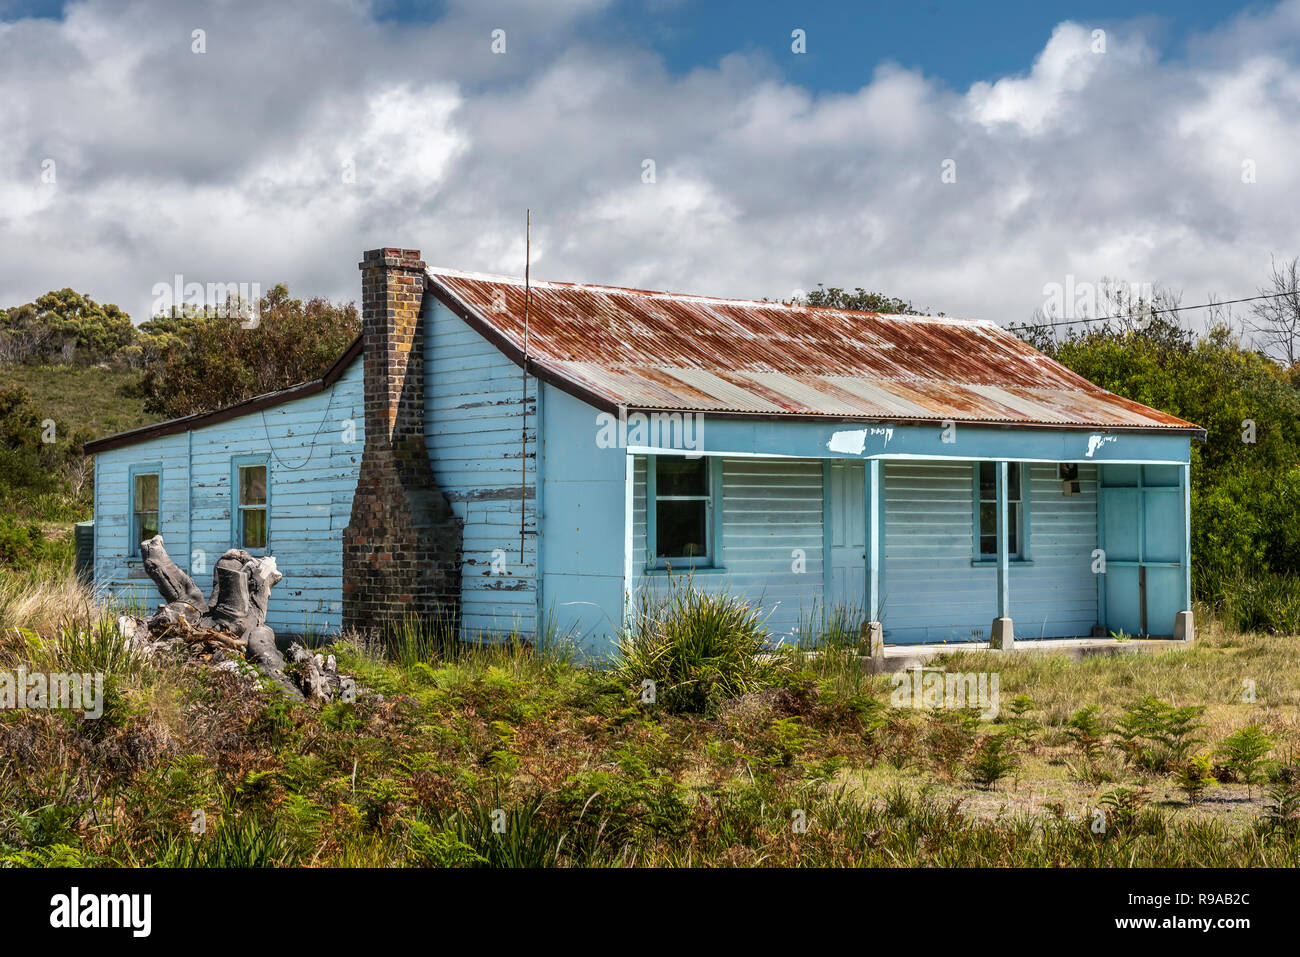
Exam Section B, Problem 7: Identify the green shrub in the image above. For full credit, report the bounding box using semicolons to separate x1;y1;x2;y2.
0;515;60;571
966;733;1018;789
1260;766;1300;835
1098;786;1152;831
1113;696;1205;773
1005;694;1039;748
402;819;487;867
1215;724;1274;791
1175;755;1217;804
618;577;779;714
1065;706;1106;762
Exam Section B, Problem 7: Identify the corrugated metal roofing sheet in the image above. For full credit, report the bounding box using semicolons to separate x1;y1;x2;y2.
426;268;1202;433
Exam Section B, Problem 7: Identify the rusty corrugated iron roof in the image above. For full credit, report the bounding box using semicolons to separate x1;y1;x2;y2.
425;268;1203;433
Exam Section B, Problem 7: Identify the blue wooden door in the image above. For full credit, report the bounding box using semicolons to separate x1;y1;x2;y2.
1098;465;1185;637
828;461;866;612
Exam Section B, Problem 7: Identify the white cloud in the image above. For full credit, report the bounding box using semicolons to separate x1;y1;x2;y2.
969;23;1096;134
2;0;1300;335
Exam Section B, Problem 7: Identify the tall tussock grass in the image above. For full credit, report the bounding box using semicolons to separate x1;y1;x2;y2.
0;567;106;639
372;609;577;671
1214;568;1300;635
618;575;782;714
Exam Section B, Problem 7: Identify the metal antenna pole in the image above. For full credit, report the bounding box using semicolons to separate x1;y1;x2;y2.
520;210;531;563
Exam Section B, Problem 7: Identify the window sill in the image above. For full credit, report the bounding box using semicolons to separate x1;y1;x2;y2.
971;559;1034;567
643;565;728;577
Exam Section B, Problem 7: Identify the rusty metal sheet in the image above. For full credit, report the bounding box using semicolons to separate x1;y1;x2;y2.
428;268;1201;432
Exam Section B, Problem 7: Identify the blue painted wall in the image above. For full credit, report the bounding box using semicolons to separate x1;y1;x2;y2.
93;360;364;634
423;299;538;639
625;455;1108;647
537;384;628;657
1098;463;1188;637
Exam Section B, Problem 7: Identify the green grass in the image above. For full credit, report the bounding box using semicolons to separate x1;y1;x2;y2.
1;363;154;441
2;575;1300;867
618;577;784;714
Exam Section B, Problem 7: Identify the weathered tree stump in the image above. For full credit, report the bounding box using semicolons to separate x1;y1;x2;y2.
140;535;207;610
129;536;344;702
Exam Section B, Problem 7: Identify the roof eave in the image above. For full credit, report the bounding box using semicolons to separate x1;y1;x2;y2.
423;273;624;415
621;405;1207;439
83;334;363;455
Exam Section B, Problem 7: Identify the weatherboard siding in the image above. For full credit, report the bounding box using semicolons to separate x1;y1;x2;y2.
92;360;363;634
631;455;826;643
630;456;1099;645
424;300;539;639
882;460;1099;643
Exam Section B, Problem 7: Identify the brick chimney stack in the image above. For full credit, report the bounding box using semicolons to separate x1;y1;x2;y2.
342;248;462;635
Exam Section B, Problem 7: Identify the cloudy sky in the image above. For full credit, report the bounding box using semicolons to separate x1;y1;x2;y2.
1;0;1298;328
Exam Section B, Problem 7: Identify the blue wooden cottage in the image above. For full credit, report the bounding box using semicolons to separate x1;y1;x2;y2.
85;247;1204;654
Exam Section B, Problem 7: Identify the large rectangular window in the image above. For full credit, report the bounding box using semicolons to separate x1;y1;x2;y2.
975;462;1025;560
649;456;721;568
132;470;159;554
234;460;268;550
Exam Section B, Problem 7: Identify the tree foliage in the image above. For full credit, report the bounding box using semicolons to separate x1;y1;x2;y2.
130;284;360;419
1016;298;1300;617
789;285;929;315
0;289;137;364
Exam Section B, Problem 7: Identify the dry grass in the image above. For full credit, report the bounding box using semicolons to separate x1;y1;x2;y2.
0;567;107;638
927;607;1300;746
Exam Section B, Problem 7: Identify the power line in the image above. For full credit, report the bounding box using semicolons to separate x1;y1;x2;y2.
1010;289;1297;331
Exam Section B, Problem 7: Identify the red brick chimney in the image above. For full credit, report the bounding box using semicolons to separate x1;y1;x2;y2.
342;248;462;635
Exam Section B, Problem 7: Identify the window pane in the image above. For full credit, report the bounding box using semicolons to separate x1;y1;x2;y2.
134;473;158;510
656;457;708;497
242;508;267;549
1008;464;1021;502
656;499;707;559
240;465;267;506
980;504;1022;557
978;462;995;498
139;511;159;542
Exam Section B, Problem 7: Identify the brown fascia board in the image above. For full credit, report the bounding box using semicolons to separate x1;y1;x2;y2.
83;335;363;455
